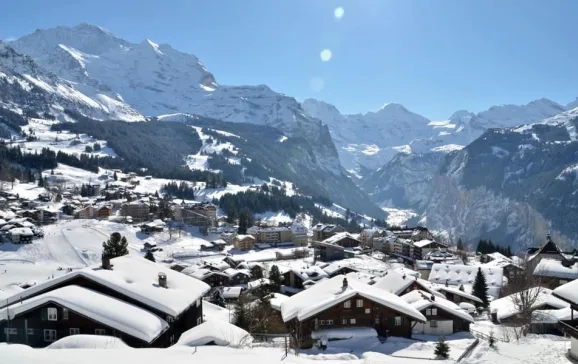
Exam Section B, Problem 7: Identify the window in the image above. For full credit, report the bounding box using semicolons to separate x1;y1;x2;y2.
170;335;175;345
327;320;333;325
394;316;402;326
431;308;438;316
365;308;371;314
70;328;80;335
430;320;438;328
350;318;356;324
356;299;363;308
3;328;17;335
27;328;34;336
374;317;380;324
47;307;57;321
319;320;326;325
63;308;69;320
344;300;351;309
426;309;432;316
95;329;106;335
197;316;203;325
560;280;569;285
342;318;347;324
44;329;57;342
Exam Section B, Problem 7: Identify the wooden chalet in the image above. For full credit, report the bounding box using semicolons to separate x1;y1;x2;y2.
280;276;426;348
0;255;210;347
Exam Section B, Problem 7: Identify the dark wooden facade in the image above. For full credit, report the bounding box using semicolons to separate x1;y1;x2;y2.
333;236;361;249
201;272;229;287
288;293;416;348
0;275;203;345
250;265;264;279
0;301;168;347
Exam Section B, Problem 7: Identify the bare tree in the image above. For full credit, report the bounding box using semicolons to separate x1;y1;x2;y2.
508;261;546;336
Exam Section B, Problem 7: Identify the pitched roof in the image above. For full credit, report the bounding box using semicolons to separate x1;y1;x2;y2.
490;288;568;321
1;255;210;317
0;285;168;343
321;232;360;245
553;279;578;305
280;275;426;323
436;285;483;304
401;290;474;323
533;258;578;279
373;270;443;298
429;264;503;288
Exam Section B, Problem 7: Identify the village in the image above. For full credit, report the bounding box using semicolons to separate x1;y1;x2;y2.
0;165;577;364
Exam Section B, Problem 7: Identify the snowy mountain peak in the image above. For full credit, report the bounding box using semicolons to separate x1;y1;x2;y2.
567;97;578;111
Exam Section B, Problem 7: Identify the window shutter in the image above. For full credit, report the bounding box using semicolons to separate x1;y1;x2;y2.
41;308;47;321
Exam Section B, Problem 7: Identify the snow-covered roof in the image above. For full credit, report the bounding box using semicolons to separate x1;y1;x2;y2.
235;234;255;241
436;285;483;304
2;255;210;317
9;227;34;236
202;301;231;323
373;270;443;298
414;239;435;248
268;293;289;311
280;275;426;323
0;285;168;343
533;258;578;279
175;320;252;348
553;279;578;305
490;288;569;321
533;307;578;324
321;232;360;246
223;268;251;278
401;290;474;323
292;266;329;282
247;278;271;290
429;264;503;288
222;286;242;298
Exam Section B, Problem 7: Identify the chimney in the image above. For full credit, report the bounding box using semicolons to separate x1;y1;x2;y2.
102;255;111;270
402;274;406;280
158;272;167;288
342;277;348;288
445;280;449;287
431;294;435;301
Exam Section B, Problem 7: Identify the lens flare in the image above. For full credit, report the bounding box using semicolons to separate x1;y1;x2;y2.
334;7;344;20
320;49;332;62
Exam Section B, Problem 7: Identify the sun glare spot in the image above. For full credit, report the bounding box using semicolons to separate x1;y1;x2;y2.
334;7;344;20
320;49;332;62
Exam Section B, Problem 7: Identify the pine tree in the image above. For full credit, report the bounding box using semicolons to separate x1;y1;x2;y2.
269;265;283;292
210;289;226;308
37;174;44;187
113;171;118;181
434;337;450;359
472;267;489;308
144;250;155;262
102;232;129;258
457;238;464;251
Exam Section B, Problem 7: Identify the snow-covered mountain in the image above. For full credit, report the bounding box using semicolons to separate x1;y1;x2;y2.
0;41;143;121
302;97;572;175
11;24;320;137
4;24;384;218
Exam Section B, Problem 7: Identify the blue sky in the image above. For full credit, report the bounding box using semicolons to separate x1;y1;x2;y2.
1;0;577;119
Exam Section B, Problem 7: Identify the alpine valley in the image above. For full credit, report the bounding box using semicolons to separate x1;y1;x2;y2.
3;23;578;250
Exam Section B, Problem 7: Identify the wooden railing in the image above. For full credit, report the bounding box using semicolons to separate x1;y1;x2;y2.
559;321;578;338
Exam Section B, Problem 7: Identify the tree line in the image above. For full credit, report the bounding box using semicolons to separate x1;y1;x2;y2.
476;239;512;257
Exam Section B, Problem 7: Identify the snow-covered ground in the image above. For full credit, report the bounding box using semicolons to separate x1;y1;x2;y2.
19;118;117;158
381;207;418;227
0;333;571;364
0;219;222;291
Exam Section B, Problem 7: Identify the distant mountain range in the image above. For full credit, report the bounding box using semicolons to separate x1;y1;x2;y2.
302;97;574;176
3;23;578;249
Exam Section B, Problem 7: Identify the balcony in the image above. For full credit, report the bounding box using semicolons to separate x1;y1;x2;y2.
559;321;578;338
